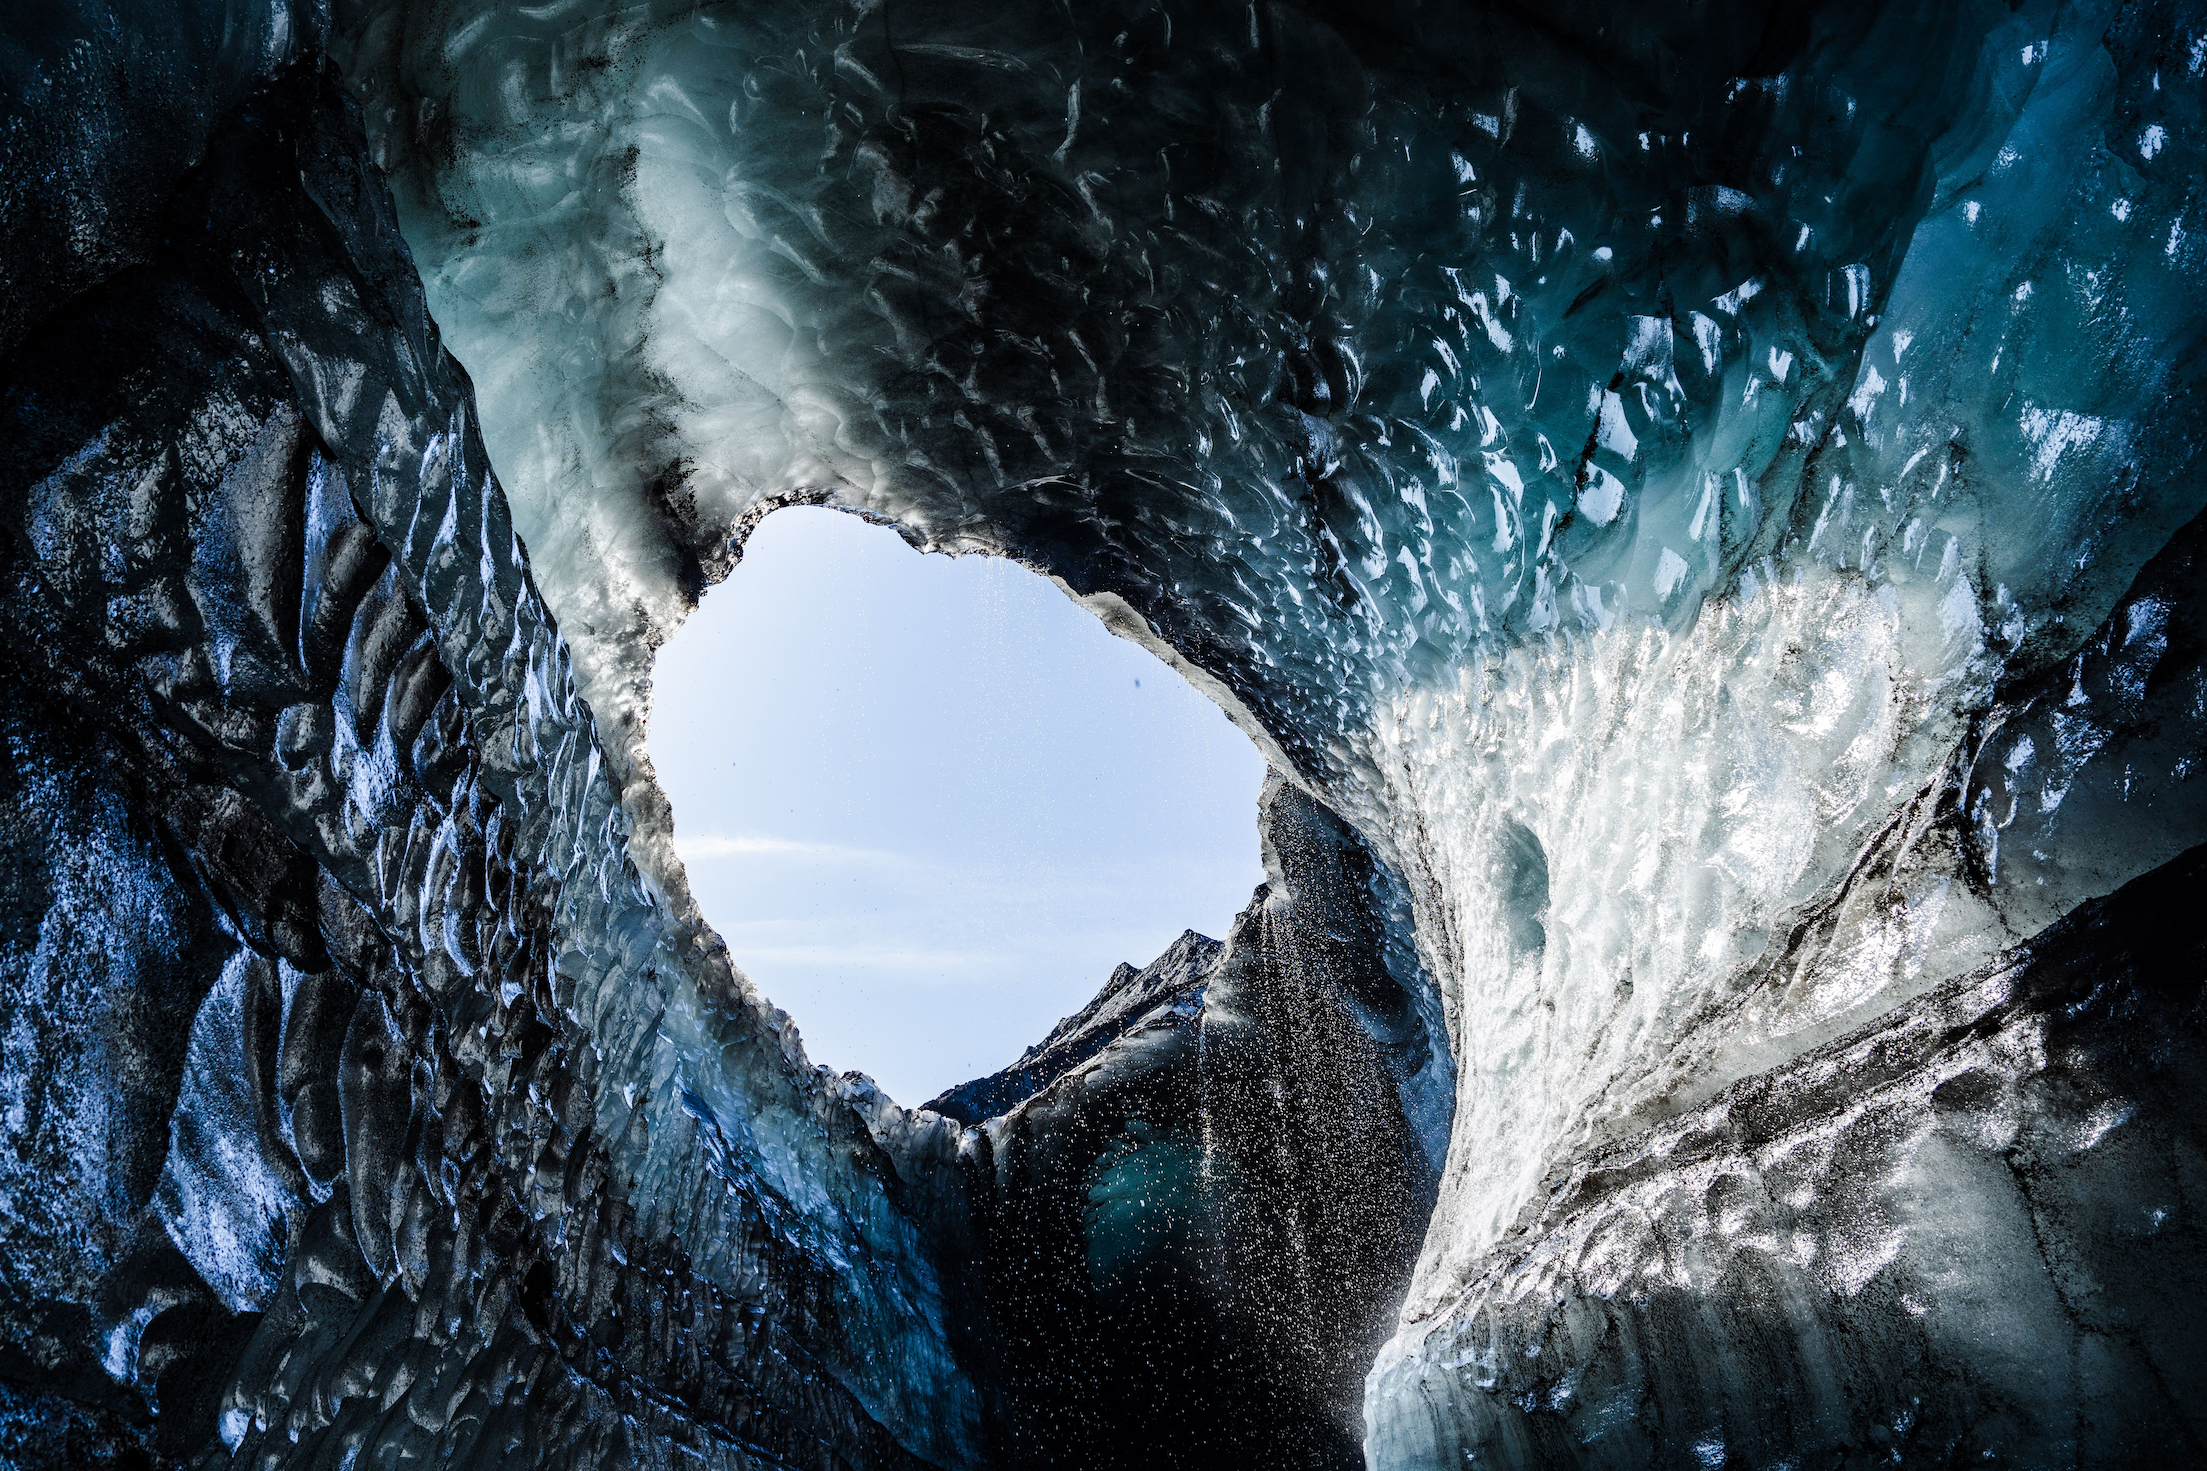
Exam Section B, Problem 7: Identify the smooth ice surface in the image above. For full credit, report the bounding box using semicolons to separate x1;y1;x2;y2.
648;506;1265;1102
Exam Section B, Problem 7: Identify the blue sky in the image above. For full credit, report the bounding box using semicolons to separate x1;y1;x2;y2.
649;507;1267;1105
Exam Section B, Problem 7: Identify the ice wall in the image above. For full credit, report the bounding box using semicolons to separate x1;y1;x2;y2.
6;0;2207;1464
329;0;2207;1461
864;772;1448;1468
1;26;976;1468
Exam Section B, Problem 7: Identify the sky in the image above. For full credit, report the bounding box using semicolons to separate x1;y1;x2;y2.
648;507;1268;1105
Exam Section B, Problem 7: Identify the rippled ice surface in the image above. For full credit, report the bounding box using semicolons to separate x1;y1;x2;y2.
325;0;2207;1455
343;0;2204;1146
6;0;2201;1463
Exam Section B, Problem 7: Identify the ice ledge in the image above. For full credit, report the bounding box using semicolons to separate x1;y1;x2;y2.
1368;836;2207;1466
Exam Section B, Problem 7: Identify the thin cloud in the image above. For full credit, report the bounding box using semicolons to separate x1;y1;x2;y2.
673;833;902;865
675;836;1258;906
733;943;1009;971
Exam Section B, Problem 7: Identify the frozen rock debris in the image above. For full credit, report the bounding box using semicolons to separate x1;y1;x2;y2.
1;0;2205;1467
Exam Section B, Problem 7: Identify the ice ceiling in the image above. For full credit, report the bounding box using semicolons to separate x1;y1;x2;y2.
3;0;2207;1467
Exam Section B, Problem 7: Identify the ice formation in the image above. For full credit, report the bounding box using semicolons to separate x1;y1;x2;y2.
3;0;2207;1466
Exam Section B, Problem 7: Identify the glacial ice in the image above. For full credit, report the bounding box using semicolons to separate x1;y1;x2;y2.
4;44;979;1469
3;0;2207;1465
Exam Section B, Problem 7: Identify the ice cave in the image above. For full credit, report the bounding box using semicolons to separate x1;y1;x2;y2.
3;0;2206;1466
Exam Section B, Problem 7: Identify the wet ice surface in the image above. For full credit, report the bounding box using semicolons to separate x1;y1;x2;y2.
3;50;989;1471
331;0;2207;1455
647;506;1264;1103
4;0;2207;1464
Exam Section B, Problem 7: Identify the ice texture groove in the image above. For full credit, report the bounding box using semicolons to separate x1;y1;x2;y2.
2;44;976;1471
328;0;2207;1459
5;0;2207;1466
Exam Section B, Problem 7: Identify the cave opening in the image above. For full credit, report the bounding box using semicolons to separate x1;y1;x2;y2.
647;505;1268;1105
